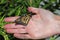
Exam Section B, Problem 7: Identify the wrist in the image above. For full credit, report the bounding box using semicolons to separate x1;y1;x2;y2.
54;15;60;34
58;21;60;34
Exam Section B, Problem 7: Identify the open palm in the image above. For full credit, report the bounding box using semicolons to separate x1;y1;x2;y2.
4;7;59;39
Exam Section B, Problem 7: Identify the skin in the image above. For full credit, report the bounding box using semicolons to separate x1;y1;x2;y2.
4;7;60;39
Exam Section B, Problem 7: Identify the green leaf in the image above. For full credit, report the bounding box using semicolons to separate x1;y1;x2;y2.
15;6;21;16
0;0;7;4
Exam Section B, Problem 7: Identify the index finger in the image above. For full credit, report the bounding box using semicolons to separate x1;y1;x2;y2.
4;16;19;22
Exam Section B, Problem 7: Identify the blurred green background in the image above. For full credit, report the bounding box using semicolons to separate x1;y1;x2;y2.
0;0;60;40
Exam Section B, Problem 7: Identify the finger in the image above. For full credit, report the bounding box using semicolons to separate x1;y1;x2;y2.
14;33;31;39
28;7;39;14
28;7;41;20
4;16;19;22
6;29;27;33
4;23;25;29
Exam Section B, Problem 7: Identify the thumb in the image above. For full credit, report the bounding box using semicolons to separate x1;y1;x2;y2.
28;7;39;14
28;7;54;21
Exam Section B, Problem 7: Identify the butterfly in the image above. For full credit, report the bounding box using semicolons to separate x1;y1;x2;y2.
15;12;36;26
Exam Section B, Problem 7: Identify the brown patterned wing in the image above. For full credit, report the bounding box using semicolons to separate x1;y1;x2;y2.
15;14;31;26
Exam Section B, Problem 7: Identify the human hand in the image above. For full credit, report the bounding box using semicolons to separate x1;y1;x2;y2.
4;7;60;39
